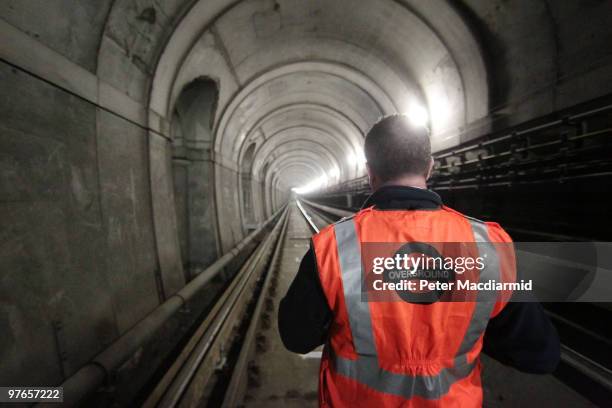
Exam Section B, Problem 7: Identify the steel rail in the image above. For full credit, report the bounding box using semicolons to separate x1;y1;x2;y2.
220;203;291;407
142;235;269;408
560;345;612;393
146;206;289;407
296;199;320;233
301;198;354;220
39;206;287;407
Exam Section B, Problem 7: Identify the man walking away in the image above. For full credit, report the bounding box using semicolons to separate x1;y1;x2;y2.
279;115;560;407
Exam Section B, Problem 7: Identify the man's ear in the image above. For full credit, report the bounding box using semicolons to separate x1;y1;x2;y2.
425;157;434;180
366;162;377;190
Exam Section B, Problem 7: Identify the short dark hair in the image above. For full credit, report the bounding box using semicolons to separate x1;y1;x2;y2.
364;114;431;182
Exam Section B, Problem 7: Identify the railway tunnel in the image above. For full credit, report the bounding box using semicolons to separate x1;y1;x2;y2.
1;0;611;406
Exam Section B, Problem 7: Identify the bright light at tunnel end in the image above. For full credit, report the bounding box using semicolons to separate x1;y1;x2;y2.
293;102;430;196
328;166;340;179
406;102;430;127
347;149;366;169
292;174;329;195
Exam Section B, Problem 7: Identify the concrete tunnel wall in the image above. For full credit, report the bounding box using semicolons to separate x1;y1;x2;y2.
1;0;612;390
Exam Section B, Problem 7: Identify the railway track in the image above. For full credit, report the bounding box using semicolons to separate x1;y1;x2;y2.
136;201;342;407
139;205;290;407
135;199;610;407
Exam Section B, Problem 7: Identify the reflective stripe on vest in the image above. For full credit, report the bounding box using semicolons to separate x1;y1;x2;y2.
331;218;499;399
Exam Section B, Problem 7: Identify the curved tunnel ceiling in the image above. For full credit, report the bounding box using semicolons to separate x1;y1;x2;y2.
151;0;489;192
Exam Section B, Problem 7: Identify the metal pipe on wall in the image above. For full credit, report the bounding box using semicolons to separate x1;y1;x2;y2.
39;205;287;406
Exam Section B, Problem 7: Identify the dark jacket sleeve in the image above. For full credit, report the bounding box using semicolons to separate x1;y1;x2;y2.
278;245;332;354
483;300;561;373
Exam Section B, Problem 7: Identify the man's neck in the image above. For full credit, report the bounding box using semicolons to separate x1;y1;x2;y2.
377;176;428;190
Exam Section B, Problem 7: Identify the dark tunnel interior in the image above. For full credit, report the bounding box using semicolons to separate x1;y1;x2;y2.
1;0;611;406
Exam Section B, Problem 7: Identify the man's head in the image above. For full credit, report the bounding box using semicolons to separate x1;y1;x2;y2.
364;114;433;190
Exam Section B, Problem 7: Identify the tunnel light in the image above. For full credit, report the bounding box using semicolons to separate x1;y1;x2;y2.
406;103;429;127
347;148;366;168
292;174;329;195
328;166;340;179
429;96;450;125
347;152;356;166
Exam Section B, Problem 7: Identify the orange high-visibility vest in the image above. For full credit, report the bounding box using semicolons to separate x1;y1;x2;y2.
311;205;515;407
